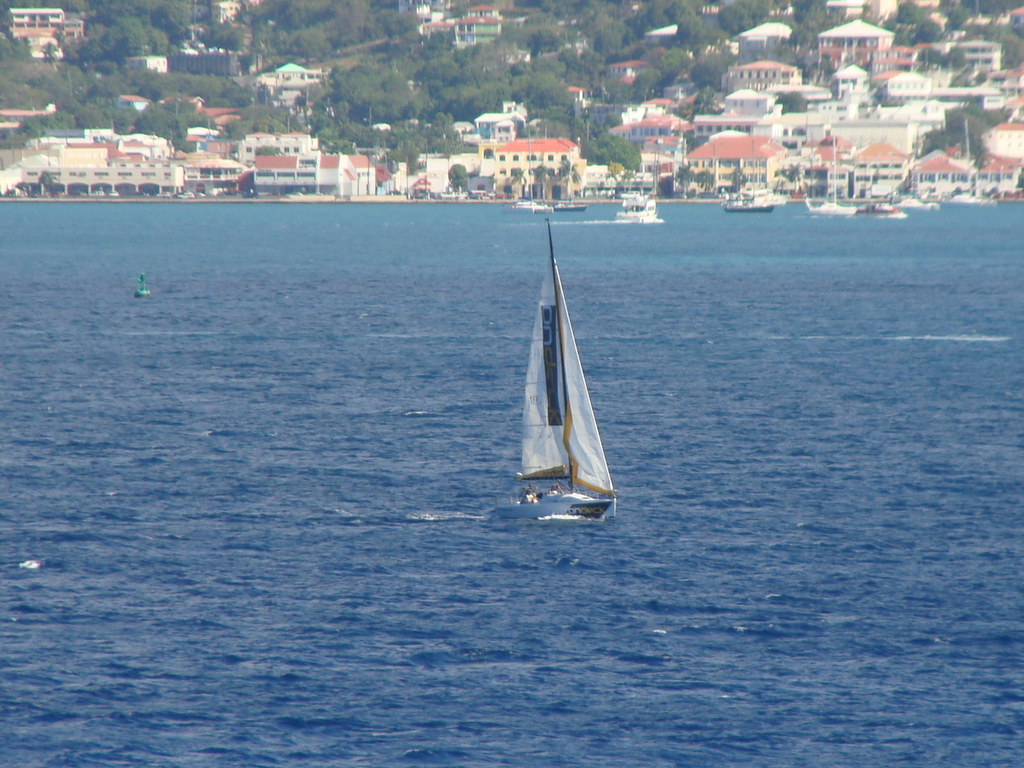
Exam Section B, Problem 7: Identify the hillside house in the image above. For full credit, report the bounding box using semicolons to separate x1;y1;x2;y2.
984;123;1024;159
736;23;791;63
818;20;894;70
722;61;802;94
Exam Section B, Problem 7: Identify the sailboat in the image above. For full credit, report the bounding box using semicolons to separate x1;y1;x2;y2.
493;222;617;520
805;142;856;216
946;122;996;206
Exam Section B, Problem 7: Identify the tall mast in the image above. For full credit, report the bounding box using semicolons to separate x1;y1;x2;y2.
547;220;576;486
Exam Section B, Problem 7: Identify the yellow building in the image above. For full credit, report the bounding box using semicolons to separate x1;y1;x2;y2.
486;138;585;199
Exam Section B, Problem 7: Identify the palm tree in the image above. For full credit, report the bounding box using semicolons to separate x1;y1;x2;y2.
38;171;58;197
558;158;572;199
732;167;748;193
694;170;714;193
532;165;549;199
778;164;801;194
675;166;693;198
620;168;635;194
510;167;525;198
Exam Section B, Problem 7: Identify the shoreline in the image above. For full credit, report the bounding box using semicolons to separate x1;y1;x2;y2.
0;196;724;204
1;195;1017;204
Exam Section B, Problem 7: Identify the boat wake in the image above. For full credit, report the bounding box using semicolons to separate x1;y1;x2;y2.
891;335;1010;342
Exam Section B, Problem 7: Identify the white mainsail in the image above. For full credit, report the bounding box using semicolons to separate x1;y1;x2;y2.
519;230;614;496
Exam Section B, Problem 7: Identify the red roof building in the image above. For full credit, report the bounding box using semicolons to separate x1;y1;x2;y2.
686;135;787;192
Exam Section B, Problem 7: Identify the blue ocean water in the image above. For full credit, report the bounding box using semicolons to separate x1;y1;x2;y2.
1;200;1023;766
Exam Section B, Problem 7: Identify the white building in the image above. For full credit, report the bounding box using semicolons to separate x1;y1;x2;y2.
931;86;1005;111
126;56;169;73
724;89;779;117
255;63;330;109
984;123;1024;159
879;72;932;102
911;151;973;197
14;153;184;196
754;112;830;150
736;22;792;62
722;60;802;93
932;40;1002;73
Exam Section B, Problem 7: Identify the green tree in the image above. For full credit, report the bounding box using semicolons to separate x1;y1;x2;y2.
920;107;1006;164
532;164;549;198
675;165;693;197
448;163;468;192
132;100;195;148
718;0;772;36
690;53;734;91
38;170;59;196
776;92;807;114
587;133;641;171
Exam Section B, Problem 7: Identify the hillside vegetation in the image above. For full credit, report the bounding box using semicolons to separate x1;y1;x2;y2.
1;0;1022;163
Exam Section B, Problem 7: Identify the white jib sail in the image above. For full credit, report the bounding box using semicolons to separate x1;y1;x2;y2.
520;249;614;496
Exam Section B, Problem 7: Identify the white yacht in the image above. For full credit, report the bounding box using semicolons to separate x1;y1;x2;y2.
505;199;554;213
615;194;662;223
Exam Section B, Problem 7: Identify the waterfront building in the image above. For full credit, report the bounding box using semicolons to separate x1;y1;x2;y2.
491;138;584;200
851;142;910;197
910;151;972;197
685;134;788;193
976;156;1022;196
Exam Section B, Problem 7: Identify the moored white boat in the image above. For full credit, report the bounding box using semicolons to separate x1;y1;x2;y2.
493;223;617;521
505;199;554;213
945;192;996;206
895;197;939;210
805;199;857;216
615;194;662;223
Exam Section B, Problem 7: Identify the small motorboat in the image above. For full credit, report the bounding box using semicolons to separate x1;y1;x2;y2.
615;194;662;223
855;202;906;219
723;189;784;213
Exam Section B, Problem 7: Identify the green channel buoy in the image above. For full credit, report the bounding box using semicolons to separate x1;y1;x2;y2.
134;273;151;298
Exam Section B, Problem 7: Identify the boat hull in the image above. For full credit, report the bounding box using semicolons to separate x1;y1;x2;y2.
493;494;615;520
724;203;774;213
806;201;857;216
